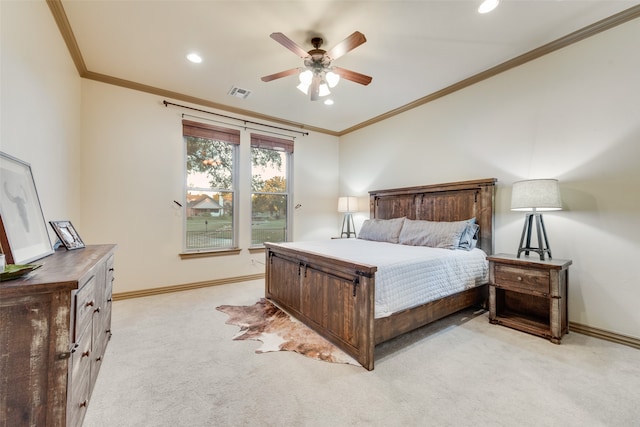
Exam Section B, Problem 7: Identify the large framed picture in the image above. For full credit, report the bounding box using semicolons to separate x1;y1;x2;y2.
49;220;85;250
0;152;54;264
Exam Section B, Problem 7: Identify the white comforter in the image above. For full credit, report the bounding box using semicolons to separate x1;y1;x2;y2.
277;239;489;318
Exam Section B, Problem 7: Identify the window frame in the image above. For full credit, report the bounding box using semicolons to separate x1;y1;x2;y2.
250;133;294;248
182;120;240;254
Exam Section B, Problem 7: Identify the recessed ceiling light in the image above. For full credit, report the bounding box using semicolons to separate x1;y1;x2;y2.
478;0;499;14
324;99;334;106
186;53;202;63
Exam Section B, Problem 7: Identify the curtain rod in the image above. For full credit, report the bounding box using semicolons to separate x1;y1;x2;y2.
163;100;309;136
182;113;296;140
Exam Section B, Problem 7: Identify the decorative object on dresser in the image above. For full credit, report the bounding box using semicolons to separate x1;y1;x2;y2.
0;151;54;264
338;196;358;238
217;298;358;366
511;179;562;260
487;253;571;344
0;244;116;427
266;178;496;370
50;220;85;250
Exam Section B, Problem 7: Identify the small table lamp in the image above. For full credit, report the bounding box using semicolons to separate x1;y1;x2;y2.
338;196;357;238
511;179;562;260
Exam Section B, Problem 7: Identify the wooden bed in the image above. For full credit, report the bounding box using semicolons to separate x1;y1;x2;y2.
265;178;496;370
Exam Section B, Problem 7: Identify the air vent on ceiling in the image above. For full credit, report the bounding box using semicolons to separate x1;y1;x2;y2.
228;86;252;99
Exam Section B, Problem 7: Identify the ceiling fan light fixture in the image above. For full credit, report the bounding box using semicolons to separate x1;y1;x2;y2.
325;71;340;88
296;82;310;95
299;69;313;85
478;0;499;14
318;82;331;97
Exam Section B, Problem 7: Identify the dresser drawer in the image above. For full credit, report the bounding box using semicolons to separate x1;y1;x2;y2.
69;328;92;427
74;274;97;340
494;264;549;294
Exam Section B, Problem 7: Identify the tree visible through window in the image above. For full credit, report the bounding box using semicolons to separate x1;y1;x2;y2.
251;134;293;246
183;120;239;251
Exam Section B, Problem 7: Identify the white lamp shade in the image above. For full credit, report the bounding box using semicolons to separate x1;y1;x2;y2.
299;69;313;85
338;196;358;213
511;179;562;211
296;82;310;94
326;71;340;88
318;83;330;97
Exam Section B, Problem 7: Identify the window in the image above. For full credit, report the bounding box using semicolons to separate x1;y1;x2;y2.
183;120;239;251
250;134;293;246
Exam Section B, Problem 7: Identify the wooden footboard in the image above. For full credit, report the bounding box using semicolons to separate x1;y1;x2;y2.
265;243;378;370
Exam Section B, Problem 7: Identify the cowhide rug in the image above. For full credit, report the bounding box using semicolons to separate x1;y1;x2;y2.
216;298;358;366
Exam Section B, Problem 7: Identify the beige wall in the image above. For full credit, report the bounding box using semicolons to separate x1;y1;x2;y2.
1;0;82;236
339;18;640;339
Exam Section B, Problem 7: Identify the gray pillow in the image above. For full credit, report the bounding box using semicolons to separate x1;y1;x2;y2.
398;218;473;249
358;217;406;243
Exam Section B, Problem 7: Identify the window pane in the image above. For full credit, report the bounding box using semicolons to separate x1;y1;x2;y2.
252;194;287;245
186;191;234;249
185;134;236;250
251;145;289;245
186;136;234;190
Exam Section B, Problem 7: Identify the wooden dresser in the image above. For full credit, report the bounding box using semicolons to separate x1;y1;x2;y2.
0;244;116;426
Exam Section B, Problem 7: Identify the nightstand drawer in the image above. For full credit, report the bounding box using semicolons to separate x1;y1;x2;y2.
494;264;549;294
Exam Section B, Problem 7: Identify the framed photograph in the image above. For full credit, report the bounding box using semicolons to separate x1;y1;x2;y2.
49;221;85;250
0;152;54;264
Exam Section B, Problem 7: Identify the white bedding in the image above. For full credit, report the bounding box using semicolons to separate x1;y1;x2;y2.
277;239;489;318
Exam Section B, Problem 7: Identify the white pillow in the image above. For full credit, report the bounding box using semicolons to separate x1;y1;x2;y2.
398;218;472;249
358;217;406;243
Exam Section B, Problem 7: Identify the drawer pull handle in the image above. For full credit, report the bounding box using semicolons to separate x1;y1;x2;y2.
82;350;91;358
517;276;523;281
96;356;103;362
85;300;95;308
95;306;101;313
79;400;88;408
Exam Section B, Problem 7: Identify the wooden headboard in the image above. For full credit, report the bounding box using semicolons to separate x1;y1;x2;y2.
369;178;496;254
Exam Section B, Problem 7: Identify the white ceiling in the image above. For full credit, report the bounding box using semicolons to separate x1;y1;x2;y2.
59;0;639;134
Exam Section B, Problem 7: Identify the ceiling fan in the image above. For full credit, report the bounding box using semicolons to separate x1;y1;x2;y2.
261;31;373;101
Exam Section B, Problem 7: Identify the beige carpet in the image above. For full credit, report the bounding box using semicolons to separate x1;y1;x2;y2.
216;298;358;366
83;279;640;427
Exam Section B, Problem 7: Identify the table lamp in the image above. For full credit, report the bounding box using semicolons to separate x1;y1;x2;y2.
338;196;357;238
511;179;562;260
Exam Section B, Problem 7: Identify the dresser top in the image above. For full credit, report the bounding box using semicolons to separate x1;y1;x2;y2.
0;244;116;297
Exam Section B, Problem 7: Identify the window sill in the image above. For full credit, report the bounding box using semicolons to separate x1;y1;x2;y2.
179;248;241;259
248;247;266;254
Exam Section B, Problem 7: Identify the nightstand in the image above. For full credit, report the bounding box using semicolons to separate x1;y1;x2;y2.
487;254;572;344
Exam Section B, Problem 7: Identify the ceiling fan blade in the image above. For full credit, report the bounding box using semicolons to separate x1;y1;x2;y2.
270;32;309;58
310;76;320;101
261;68;300;82
332;67;372;86
326;31;367;60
